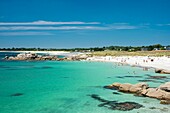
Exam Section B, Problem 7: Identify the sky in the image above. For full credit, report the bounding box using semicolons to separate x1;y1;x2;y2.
0;0;170;48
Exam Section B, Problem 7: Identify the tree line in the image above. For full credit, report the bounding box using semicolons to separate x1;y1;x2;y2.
0;44;170;52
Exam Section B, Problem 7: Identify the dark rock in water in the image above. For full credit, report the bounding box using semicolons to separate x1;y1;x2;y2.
103;85;119;90
112;92;121;95
89;94;109;102
108;102;143;111
116;76;124;78
138;80;155;82
124;76;142;78
41;66;52;69
98;101;117;107
61;77;69;78
89;94;143;111
148;76;167;79
10;93;23;97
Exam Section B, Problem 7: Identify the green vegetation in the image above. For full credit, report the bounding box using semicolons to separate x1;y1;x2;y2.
0;44;170;52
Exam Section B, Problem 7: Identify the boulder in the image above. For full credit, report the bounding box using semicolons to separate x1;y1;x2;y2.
129;82;148;93
111;82;121;88
119;83;132;92
145;88;166;99
159;82;170;92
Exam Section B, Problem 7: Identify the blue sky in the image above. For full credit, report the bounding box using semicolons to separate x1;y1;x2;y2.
0;0;170;48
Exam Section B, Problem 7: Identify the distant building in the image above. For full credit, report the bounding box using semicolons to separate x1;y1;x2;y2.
141;48;148;51
164;46;170;50
153;48;160;51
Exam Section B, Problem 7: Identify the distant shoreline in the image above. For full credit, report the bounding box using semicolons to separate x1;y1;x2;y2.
0;50;70;55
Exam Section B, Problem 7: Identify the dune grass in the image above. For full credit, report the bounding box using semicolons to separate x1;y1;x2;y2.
91;50;170;56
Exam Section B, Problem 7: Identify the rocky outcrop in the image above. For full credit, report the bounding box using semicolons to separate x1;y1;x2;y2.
5;53;59;61
104;82;170;104
4;53;87;61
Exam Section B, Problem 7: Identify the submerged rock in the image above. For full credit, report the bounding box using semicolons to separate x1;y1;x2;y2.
10;93;23;97
89;94;109;102
112;92;121;95
148;76;167;79
89;94;143;111
108;102;143;111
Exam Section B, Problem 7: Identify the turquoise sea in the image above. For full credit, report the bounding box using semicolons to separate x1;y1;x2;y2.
0;52;170;113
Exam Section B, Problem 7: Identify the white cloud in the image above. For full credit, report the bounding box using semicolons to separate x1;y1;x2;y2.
0;32;54;36
0;21;141;31
0;20;100;25
107;23;139;29
156;24;170;26
110;25;138;29
0;26;108;30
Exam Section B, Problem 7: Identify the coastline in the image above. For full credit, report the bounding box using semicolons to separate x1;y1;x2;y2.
86;56;170;72
1;50;170;72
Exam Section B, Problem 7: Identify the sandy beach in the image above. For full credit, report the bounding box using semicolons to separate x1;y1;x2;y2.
87;56;170;71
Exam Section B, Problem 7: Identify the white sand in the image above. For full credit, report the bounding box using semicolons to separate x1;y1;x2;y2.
87;56;170;71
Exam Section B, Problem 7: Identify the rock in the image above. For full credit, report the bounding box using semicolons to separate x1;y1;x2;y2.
89;94;108;102
160;100;170;104
104;102;143;111
103;85;119;90
164;93;170;100
111;82;121;88
133;82;148;89
129;83;148;93
155;69;170;74
155;69;163;73
145;88;166;99
161;70;170;74
159;82;170;92
90;94;143;111
119;83;132;92
103;82;121;90
148;76;167;79
129;86;142;93
112;92;121;95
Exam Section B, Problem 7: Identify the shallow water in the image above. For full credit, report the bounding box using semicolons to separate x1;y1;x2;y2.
0;52;170;113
